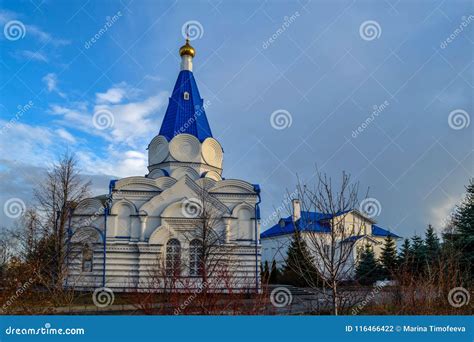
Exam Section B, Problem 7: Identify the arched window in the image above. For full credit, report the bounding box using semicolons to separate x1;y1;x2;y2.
82;244;93;272
189;239;203;277
166;239;181;276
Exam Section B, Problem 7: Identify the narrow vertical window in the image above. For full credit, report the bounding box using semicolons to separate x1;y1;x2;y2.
166;239;181;276
183;91;190;100
82;244;93;272
189;239;203;276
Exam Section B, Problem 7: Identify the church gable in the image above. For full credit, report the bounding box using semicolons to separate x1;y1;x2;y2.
115;176;162;192
209;179;256;194
139;175;229;218
75;198;104;215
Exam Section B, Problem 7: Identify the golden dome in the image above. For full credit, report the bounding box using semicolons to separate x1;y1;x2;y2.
179;39;195;58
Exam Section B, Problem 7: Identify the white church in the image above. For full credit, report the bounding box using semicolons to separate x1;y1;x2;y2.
66;38;262;293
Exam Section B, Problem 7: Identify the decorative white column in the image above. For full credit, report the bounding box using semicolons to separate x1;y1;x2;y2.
139;211;148;241
224;218;231;243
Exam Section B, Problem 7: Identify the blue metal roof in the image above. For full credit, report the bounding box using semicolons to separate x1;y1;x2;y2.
371;225;401;238
260;211;332;239
159;70;212;142
260;210;401;239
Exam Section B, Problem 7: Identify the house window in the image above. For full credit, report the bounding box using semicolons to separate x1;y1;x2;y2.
82;244;93;272
183;91;190;100
189;239;203;277
166;239;181;277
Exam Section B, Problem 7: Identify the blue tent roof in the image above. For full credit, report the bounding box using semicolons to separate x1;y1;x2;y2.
260;211;401;239
159;70;212;142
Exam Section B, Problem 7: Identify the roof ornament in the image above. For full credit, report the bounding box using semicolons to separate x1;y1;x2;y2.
179;25;196;58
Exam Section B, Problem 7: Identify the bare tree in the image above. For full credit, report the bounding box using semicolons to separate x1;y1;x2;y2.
288;170;369;315
181;186;230;289
138;185;255;314
34;152;91;289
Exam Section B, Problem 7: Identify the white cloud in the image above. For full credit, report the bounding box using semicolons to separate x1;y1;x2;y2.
0;120;55;168
16;50;48;62
429;195;462;231
50;85;168;149
96;87;126;104
43;73;57;92
0;10;70;46
42;73;66;98
76;148;147;178
56;128;76;144
95;82;141;104
0;119;147;179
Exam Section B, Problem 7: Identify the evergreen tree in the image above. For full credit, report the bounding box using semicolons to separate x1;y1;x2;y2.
280;231;319;287
398;238;412;266
424;224;440;263
356;244;380;285
269;260;280;284
411;235;425;275
451;179;474;277
379;235;398;279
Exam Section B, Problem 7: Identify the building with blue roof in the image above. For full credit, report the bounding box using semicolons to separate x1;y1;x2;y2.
261;200;401;280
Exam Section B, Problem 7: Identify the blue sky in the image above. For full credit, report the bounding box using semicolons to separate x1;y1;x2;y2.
0;0;472;239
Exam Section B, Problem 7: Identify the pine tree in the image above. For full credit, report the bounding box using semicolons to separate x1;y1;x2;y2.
411;235;425;275
424;224;440;263
356;244;380;285
269;260;280;284
398;238;411;266
280;231;320;287
451;178;474;277
379;235;398;280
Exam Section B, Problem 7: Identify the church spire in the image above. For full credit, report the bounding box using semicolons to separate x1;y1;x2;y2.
158;35;212;142
179;27;195;71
